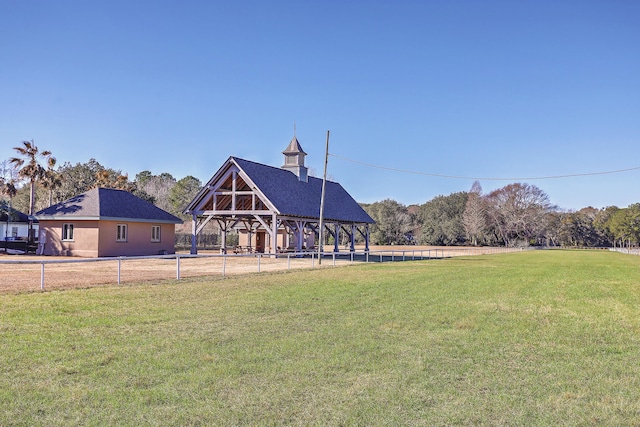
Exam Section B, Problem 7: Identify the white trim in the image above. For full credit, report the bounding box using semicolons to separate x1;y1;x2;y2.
116;224;128;242
62;223;74;241
151;225;161;242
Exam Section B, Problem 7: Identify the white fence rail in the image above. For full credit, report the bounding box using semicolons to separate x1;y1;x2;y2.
609;247;640;256
0;247;520;292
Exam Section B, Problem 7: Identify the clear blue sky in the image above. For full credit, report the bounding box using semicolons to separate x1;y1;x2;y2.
1;0;638;211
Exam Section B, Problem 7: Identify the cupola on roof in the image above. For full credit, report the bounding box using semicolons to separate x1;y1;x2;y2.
282;136;307;156
281;135;308;182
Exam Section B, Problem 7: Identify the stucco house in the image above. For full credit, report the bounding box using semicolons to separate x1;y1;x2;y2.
34;187;182;257
184;136;374;254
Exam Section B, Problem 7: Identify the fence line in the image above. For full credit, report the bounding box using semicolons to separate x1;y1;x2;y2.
609;247;640;256
0;247;521;292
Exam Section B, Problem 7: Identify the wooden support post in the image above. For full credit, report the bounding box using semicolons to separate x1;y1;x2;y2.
350;223;356;252
191;214;198;255
296;221;304;254
365;224;370;252
220;221;227;254
271;213;278;255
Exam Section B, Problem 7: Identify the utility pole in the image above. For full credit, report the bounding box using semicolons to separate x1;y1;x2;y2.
318;130;330;265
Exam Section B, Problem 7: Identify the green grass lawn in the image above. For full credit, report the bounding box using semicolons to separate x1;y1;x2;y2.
2;250;640;426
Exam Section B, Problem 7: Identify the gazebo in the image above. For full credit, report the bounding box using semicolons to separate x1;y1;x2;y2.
184;136;374;255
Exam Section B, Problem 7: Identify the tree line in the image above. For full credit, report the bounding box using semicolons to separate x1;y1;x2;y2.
1;141;201;227
2;140;639;248
362;181;640;249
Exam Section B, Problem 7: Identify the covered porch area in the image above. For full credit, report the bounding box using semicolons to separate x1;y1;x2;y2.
188;211;370;255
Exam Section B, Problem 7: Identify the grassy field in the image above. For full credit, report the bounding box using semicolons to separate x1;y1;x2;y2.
2;250;640;426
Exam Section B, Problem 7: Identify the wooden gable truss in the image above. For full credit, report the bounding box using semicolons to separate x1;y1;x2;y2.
186;158;371;255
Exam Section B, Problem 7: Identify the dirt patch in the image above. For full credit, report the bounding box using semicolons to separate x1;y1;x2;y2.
0;246;516;293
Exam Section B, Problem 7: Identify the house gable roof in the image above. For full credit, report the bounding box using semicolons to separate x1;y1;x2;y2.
35;187;183;224
0;207;32;223
188;157;373;224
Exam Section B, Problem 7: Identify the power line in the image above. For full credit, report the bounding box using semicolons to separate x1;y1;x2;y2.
329;153;640;181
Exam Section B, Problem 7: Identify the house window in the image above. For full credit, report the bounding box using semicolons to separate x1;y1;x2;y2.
151;225;161;242
62;223;74;241
116;224;128;242
11;227;18;238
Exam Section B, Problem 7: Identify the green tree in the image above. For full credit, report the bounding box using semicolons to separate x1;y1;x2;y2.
594;206;618;247
549;206;618;248
557;209;599;247
363;199;415;245
9;140;55;215
135;170;154;187
417;192;468;246
608;204;640;248
54;159;140;201
629;204;640;245
168;176;202;218
54;159;105;202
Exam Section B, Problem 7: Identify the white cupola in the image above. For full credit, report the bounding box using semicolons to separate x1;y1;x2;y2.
282;135;308;182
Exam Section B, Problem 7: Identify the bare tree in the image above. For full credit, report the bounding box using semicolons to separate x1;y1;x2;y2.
0;174;17;206
1;172;19;250
0;161;18;205
1;160;19;184
485;183;555;247
542;211;563;247
135;172;177;213
462;181;487;246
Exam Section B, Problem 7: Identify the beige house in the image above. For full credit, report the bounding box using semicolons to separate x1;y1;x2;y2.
35;188;182;257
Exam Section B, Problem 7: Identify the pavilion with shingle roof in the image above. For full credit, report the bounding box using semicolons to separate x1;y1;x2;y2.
184;136;374;255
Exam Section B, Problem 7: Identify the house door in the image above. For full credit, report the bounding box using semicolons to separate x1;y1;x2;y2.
256;232;265;253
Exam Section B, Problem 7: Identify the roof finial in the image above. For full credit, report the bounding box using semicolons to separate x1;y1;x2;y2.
293;122;296;137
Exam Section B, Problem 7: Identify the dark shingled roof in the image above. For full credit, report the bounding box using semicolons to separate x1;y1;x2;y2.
0;207;32;223
35;187;182;224
232;157;374;223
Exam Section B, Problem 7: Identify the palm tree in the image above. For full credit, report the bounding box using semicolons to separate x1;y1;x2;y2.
9;140;55;216
41;157;63;207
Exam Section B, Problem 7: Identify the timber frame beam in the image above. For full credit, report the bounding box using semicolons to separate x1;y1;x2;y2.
185;158;372;255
